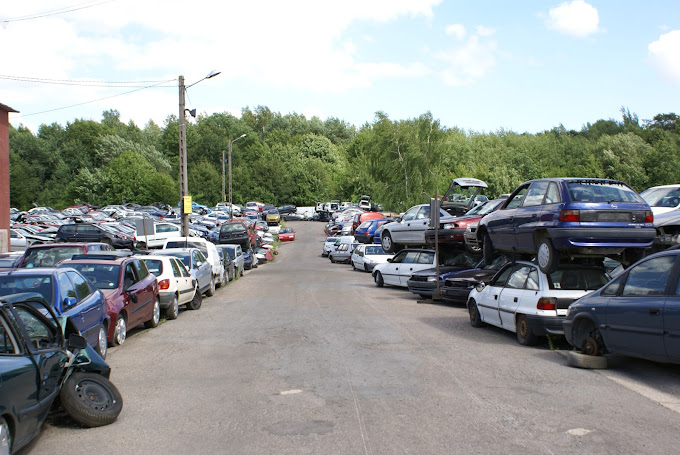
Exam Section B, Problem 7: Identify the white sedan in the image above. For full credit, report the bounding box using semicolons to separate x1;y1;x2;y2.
466;261;609;346
140;254;201;318
372;248;437;288
350;244;393;272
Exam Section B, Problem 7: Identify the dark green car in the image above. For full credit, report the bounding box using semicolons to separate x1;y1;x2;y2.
0;293;111;453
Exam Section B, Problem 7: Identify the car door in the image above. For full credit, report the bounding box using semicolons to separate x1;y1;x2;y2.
513;181;550;253
381;250;407;286
487;184;530;250
57;271;96;343
67;270;105;344
498;265;536;330
171;258;194;305
194;250;212;290
77;224;100;243
477;265;514;326
133;259;156;316
604;255;676;359
391;206;421;244
396;251;426;286
122;261;146;327
664;269;680;361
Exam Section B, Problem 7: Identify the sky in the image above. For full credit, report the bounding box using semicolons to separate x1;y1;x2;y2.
1;0;679;134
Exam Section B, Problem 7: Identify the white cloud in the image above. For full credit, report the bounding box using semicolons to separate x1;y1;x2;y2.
476;25;495;37
435;34;498;86
545;0;600;37
648;30;680;85
445;24;466;40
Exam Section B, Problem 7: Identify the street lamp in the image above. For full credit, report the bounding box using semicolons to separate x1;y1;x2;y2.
178;71;221;237
227;134;246;218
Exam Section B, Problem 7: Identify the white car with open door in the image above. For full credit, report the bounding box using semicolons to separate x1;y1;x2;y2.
139;254;201;317
372;248;437;288
466;261;608;346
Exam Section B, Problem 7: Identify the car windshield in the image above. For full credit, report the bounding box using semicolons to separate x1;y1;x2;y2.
66;263;121;289
567;182;642;203
0;275;54;302
280;228;292;233
548;268;609;290
640;187;680;208
142;259;163;276
22;247;83;268
465;199;504;216
221;223;245;233
442;252;482;267
365;246;389;255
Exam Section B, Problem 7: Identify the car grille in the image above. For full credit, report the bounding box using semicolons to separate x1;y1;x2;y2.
445;280;476;289
409;276;430;282
579;210;647;223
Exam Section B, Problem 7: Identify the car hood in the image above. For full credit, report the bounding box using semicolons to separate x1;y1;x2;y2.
410;265;476;279
444;268;497;284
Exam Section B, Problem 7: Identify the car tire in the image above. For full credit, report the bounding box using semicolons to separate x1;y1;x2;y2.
364;264;369;273
206;278;216;297
566;350;608;369
145;298;161;328
351;261;356;270
375;271;384;287
187;288;202;310
165;295;179;320
112;315;127;346
516;314;538;346
330;256;335;263
60;372;123;427
0;416;11;454
381;231;396;253
96;324;107;359
468;299;484;327
537;238;559;274
482;232;495;266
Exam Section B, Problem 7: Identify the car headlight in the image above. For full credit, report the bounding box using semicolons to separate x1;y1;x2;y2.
443;223;455;230
427;276;437;282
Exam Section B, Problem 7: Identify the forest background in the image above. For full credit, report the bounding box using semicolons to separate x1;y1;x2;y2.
8;107;680;212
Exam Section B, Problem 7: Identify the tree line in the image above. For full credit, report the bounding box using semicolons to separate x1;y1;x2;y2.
9;106;680;212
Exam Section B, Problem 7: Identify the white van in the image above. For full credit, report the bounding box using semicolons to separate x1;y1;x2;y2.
329;235;356;255
136;222;181;248
162;237;226;288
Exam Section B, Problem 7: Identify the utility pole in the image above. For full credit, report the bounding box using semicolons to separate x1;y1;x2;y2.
228;140;233;217
178;75;189;237
221;149;226;203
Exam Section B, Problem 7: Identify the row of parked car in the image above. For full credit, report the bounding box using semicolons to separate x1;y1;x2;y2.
320;178;680;368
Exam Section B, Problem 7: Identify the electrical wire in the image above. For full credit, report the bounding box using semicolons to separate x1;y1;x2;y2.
0;74;173;88
15;79;175;118
1;0;116;24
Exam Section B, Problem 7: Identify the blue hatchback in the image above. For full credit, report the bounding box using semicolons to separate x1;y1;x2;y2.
354;218;394;244
564;249;680;364
0;268;109;357
477;178;655;274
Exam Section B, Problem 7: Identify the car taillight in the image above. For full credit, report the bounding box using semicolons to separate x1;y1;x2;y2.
537;297;556;310
559;209;580;222
159;279;170;290
645;210;653;223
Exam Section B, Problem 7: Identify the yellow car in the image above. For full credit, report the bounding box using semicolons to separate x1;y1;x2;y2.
265;209;281;225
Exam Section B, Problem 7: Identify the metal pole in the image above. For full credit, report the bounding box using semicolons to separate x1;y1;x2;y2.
221;149;226;203
178;75;189;237
228;140;233;219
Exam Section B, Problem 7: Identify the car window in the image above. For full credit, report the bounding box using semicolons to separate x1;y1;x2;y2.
506;266;532;289
58;272;79;304
505;187;528;209
416;206;430;220
135;260;150;279
0;315;19;354
14;304;60;351
124;263;138;289
600;275;623;296
416;251;435;264
144;259;163;276
549;268;608;290
391;251;407;263
169;259;181;277
568;182;642;203
402;206;420;222
523;181;549;207
67;271;92;300
622;255;676;296
493;265;515;287
526;269;540;290
175;259;191;277
545;182;561;204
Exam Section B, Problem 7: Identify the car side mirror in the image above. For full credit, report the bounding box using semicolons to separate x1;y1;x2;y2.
67;334;88;350
387;258;393;263
475;283;486;292
396;217;402;222
129;292;138;303
63;296;77;309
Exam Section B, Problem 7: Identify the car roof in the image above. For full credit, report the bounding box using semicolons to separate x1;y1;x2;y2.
522;177;626;185
24;242;108;250
0;267;62;276
63;258;130;266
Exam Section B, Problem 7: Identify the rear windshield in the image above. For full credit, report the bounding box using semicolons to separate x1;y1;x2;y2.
165;241;208;256
142;259;163;276
548;268;608;290
365;246;389;255
567;182;642;203
158;252;191;268
0;275;54;302
21;247;83;268
67;263;121;289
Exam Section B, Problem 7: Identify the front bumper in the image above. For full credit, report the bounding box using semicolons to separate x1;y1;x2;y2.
407;280;440;296
441;286;474;303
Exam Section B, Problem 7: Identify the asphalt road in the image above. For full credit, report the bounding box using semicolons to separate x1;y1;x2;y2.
28;221;680;454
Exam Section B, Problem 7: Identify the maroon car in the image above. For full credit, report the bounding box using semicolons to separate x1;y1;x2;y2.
424;199;505;249
59;254;160;346
18;242;114;268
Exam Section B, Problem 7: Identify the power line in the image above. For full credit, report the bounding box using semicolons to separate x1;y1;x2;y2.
0;74;173;88
1;0;116;24
15;79;175;118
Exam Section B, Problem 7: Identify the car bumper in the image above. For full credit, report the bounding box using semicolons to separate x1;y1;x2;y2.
407;280;440;296
355;233;374;244
424;228;465;244
526;314;566;336
547;227;656;252
441;286;474;303
158;291;175;308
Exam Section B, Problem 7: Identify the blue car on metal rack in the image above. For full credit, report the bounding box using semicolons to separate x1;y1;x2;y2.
477;178;655;274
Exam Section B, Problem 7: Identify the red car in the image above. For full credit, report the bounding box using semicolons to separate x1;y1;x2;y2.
424;199;505;247
278;227;296;241
60;254;160;346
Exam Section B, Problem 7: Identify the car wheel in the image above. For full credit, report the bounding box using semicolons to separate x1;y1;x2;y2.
381;231;395;253
468;299;484;327
113;315;127;346
375;271;384;287
330;256;335;263
516;314;538;346
96;324;107;359
537;238;559;274
482;232;495;266
0;416;11;455
566;351;608;369
165;295;179;320
206;278;216;296
144;298;161;328
240;267;244;277
187;287;202;310
60;372;123;427
351;261;356;270
364;264;369;273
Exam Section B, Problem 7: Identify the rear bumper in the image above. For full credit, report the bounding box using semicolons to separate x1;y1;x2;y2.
548;227;656;251
355;233;374;244
526;314;566;336
424;228;466;244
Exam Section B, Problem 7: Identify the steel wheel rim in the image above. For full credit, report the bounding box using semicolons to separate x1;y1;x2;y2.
583;337;599;356
537;243;550;269
153;299;160;324
172;296;179;316
382;236;391;251
0;418;10;453
114;317;126;345
98;327;107;357
518;318;528;338
74;379;117;411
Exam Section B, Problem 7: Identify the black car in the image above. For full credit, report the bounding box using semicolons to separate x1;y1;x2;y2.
56;223;135;249
218;221;251;249
277;204;297;215
407;251;483;299
440;255;511;304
